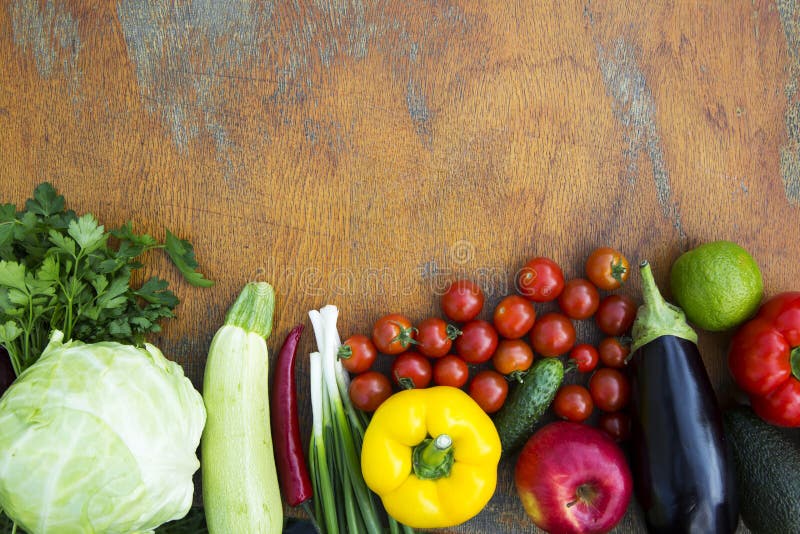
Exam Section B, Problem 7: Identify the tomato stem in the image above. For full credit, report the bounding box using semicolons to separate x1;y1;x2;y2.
446;323;462;340
390;321;419;349
337;345;353;360
610;258;628;286
395;371;417;390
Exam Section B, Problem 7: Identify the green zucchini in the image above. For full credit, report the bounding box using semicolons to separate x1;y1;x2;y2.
201;283;283;534
493;357;564;455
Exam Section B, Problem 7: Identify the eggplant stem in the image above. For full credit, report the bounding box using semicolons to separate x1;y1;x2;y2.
630;261;697;353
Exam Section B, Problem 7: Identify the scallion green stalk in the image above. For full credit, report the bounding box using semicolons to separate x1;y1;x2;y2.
307;306;386;534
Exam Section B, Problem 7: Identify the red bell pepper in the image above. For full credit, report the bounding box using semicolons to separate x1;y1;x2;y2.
729;292;800;427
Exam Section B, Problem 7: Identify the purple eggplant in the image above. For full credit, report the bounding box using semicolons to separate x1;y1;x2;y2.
628;261;738;533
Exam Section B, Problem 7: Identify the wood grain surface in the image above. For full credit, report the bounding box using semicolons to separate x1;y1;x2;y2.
1;1;798;532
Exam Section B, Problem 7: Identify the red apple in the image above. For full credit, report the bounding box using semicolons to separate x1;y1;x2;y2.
515;421;632;534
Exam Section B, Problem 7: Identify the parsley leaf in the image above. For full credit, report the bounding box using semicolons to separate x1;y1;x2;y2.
0;183;213;376
68;214;107;253
24;182;64;217
165;230;215;287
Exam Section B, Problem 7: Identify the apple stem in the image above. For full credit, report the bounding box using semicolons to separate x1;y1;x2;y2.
566;483;597;508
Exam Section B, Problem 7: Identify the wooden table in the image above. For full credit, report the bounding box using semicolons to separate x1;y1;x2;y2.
1;1;796;532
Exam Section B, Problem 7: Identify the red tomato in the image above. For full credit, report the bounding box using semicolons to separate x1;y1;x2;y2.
441;280;485;322
530;312;576;357
598;411;632;442
468;370;509;413
339;334;377;373
455;320;499;363
569;343;600;373
432;355;470;388
390;351;432;389
598;337;630;369
416;317;460;358
492;339;534;377
595;295;637;336
349;371;392;412
585;247;630;290
553;384;594;422
589;368;631;412
558;278;600;320
372;313;417;355
493;295;536;339
517;257;565;302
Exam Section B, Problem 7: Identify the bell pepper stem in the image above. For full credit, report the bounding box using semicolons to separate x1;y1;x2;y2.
413;434;454;480
791;346;800;381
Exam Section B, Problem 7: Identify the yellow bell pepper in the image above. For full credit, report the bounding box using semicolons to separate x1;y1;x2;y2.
360;386;501;529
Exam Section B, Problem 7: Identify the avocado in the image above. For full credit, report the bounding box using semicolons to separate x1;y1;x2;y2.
723;406;800;534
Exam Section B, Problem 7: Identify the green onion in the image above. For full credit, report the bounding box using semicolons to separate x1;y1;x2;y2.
307;305;400;534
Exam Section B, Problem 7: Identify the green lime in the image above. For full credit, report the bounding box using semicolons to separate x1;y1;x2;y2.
669;241;763;332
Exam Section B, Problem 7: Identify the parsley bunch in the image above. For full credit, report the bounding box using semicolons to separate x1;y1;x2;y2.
0;182;213;376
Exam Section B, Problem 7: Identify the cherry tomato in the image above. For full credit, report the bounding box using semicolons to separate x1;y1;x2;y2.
598;411;632;442
441;280;485;322
530;312;576;357
390;351;432;389
339;334;377;373
468;370;509;413
553;384;594;422
493;295;536;339
569;343;600;373
492;339;534;377
455;320;499;363
585;247;630;290
517;257;565;302
589;368;631;412
372;313;417;355
598;337;630;368
432;355;470;388
595;295;637;336
558;278;600;320
416;317;460;358
349;371;392;412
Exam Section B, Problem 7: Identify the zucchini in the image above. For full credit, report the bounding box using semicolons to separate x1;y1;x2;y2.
201;283;283;534
493;357;564;455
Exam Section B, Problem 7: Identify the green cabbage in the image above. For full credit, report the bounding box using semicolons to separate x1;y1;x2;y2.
0;331;206;534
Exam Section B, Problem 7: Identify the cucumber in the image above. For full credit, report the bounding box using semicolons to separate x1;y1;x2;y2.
723;406;800;534
493;357;564;454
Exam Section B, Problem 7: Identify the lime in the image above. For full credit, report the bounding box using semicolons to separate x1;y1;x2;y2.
669;241;763;332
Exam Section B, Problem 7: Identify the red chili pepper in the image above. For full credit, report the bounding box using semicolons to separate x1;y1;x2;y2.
270;324;313;506
729;292;800;427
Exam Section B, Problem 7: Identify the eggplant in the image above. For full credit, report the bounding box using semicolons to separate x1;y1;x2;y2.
628;261;738;534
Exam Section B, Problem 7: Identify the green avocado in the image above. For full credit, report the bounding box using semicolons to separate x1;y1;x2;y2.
723;406;800;534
